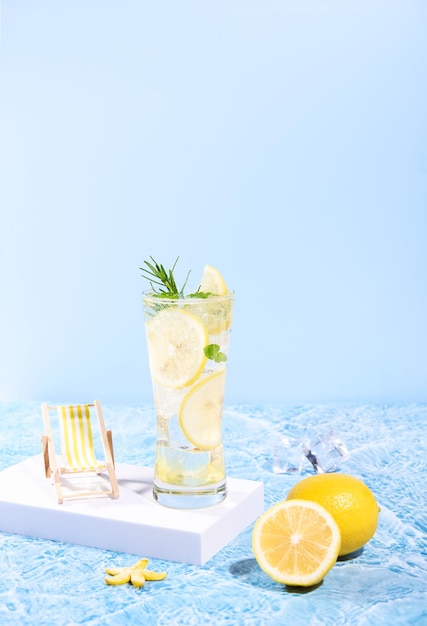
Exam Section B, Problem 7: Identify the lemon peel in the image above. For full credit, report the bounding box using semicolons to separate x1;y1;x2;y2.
286;473;380;556
199;264;228;295
104;558;167;589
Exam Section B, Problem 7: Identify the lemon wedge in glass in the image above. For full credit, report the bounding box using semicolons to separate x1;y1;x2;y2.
199;264;228;295
193;265;232;334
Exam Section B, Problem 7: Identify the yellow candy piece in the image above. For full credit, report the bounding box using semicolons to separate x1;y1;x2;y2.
104;567;122;576
130;569;146;588
104;567;132;586
104;558;167;589
142;570;167;581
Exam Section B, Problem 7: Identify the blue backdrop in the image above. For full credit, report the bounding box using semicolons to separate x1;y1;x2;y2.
1;1;426;404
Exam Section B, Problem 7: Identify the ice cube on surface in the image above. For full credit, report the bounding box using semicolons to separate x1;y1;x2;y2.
303;430;350;473
273;435;305;474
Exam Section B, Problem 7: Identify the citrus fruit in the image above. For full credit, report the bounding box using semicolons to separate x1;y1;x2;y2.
252;499;341;587
199;264;228;295
191;297;233;335
286;473;380;556
179;370;226;449
193;265;233;334
145;307;208;388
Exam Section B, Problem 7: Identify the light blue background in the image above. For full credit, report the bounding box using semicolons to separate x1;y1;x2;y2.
1;1;426;405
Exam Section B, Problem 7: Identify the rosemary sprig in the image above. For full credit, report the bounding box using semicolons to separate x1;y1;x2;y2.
140;256;191;297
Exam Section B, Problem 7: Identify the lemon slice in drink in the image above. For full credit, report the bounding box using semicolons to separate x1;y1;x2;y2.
199;265;228;295
179;370;226;449
145;308;208;388
252;499;341;587
194;265;233;334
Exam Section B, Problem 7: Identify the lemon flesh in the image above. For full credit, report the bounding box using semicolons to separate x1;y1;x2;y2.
145;308;208;388
190;297;233;335
193;266;232;334
252;499;341;587
199;265;228;295
179;370;226;449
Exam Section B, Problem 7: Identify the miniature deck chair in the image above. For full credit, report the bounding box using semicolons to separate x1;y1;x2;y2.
41;400;119;504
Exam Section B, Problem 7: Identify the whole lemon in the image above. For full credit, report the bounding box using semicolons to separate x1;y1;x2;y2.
286;473;380;556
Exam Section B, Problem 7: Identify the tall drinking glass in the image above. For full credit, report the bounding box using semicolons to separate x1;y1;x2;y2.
143;291;234;509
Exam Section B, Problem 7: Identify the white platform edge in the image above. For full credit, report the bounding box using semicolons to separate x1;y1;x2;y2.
0;455;264;565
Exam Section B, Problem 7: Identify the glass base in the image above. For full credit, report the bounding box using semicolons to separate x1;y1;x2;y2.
153;479;227;510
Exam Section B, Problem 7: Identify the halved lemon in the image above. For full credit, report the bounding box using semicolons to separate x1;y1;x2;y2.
178;370;226;449
199;265;228;295
252;499;341;587
145;307;208;388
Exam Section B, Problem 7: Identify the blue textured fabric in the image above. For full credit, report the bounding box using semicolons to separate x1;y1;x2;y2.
0;402;426;625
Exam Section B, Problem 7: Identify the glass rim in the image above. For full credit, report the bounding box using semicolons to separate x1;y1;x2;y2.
142;289;235;303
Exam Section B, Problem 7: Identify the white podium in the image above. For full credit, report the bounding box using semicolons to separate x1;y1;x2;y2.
0;455;264;565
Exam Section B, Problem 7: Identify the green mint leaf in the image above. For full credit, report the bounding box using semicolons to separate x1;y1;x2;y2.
188;291;214;299
204;344;219;359
204;344;227;362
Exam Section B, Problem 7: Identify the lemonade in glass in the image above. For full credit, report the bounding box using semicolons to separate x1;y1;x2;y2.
141;259;234;509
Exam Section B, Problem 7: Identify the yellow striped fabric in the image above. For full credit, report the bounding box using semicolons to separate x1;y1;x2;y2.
58;405;102;471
